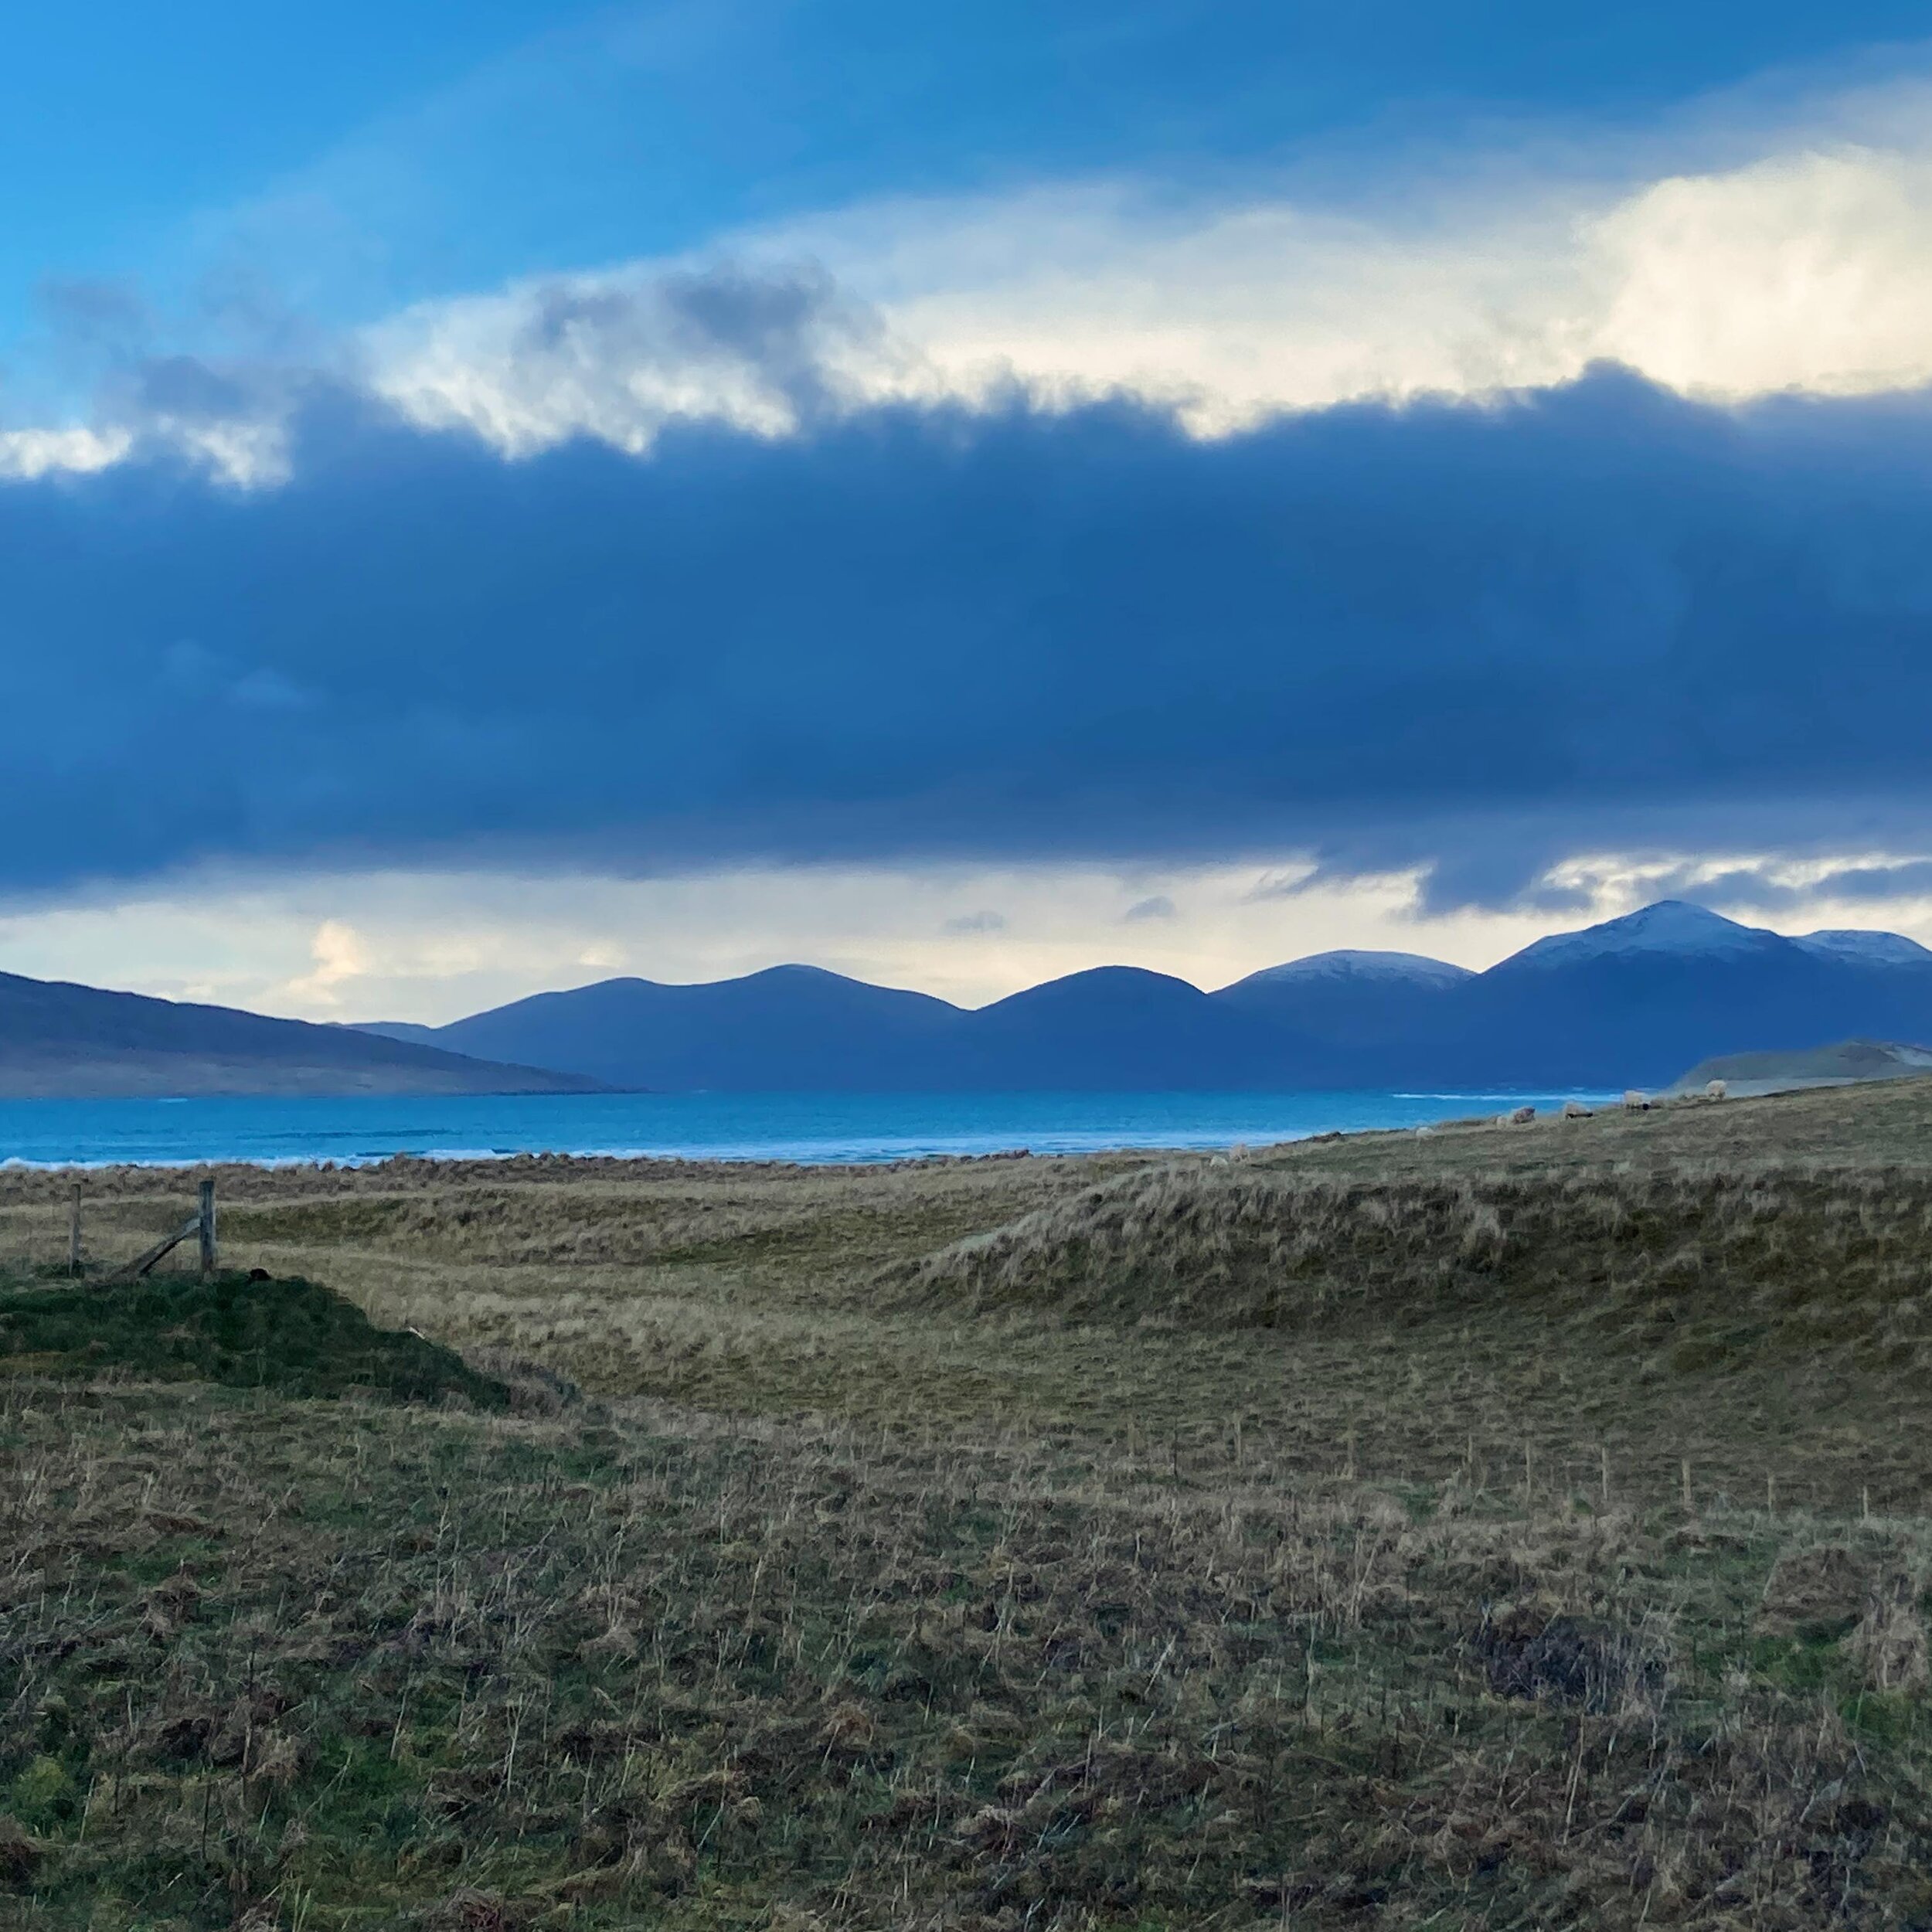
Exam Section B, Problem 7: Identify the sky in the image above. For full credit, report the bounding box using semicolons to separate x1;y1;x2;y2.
9;2;1932;1020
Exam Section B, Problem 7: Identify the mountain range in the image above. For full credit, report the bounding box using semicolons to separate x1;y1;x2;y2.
2;900;1927;1098
352;900;1932;1094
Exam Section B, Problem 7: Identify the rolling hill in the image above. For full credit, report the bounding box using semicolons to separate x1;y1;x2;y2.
1672;1037;1932;1097
1214;948;1474;1047
0;970;606;1097
363;964;970;1092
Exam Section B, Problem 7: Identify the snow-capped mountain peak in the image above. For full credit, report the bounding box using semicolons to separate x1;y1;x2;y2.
1794;929;1932;968
1499;900;1784;970
1231;949;1473;991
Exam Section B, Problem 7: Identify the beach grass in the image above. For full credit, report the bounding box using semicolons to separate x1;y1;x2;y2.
0;1081;1929;1926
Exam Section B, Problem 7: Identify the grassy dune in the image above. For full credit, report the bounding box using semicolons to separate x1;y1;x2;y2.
1;1084;1930;1927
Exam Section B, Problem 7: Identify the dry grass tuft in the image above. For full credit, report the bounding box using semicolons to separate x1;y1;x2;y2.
1850;1577;1932;1694
898;1162;1932;1366
1759;1543;1881;1638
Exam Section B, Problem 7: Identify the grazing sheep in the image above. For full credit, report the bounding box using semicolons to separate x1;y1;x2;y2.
1623;1090;1652;1112
1563;1099;1594;1120
1706;1078;1728;1100
1509;1104;1536;1125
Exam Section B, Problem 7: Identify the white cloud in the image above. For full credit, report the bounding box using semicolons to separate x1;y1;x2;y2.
1583;145;1932;397
0;425;131;479
883;141;1932;420
362;272;860;457
281;918;370;1007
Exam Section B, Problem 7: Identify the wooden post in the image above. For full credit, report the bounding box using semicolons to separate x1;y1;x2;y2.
68;1185;81;1278
198;1179;216;1279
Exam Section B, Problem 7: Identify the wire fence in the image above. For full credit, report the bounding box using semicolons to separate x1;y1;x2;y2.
0;1180;219;1282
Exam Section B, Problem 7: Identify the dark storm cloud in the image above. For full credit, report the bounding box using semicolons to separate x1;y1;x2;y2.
7;363;1932;905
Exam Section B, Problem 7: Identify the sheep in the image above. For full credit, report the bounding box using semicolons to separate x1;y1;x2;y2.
1563;1099;1594;1120
1705;1078;1728;1100
1509;1104;1536;1125
1623;1090;1652;1112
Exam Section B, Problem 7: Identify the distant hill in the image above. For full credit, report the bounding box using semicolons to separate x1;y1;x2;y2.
0;971;605;1097
354;1020;444;1049
1791;930;1932;967
406;965;970;1092
1672;1038;1932;1097
966;966;1323;1088
347;900;1932;1093
1216;950;1473;1047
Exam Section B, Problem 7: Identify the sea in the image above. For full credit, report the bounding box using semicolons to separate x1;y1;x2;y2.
0;1089;1614;1169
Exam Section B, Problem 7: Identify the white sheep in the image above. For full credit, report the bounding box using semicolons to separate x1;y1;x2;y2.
1563;1099;1594;1119
1706;1078;1728;1101
1623;1090;1652;1112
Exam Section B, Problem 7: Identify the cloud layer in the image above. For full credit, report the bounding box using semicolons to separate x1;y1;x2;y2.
353;82;1932;454
7;359;1932;909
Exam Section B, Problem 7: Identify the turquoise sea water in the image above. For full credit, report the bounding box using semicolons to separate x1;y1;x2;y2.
0;1089;1615;1168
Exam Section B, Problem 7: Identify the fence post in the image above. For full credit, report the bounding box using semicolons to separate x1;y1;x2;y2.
198;1179;217;1279
69;1185;81;1278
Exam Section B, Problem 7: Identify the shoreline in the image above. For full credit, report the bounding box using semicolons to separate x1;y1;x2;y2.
0;1086;1624;1172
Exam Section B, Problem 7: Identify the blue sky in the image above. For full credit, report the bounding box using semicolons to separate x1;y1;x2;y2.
11;0;1929;367
7;2;1932;1019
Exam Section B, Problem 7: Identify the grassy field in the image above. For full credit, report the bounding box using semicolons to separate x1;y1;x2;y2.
1;1082;1929;1927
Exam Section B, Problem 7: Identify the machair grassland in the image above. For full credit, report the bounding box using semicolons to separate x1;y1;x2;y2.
1;1082;1930;1930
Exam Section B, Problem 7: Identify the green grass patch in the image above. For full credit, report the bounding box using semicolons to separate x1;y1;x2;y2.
0;1273;506;1409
